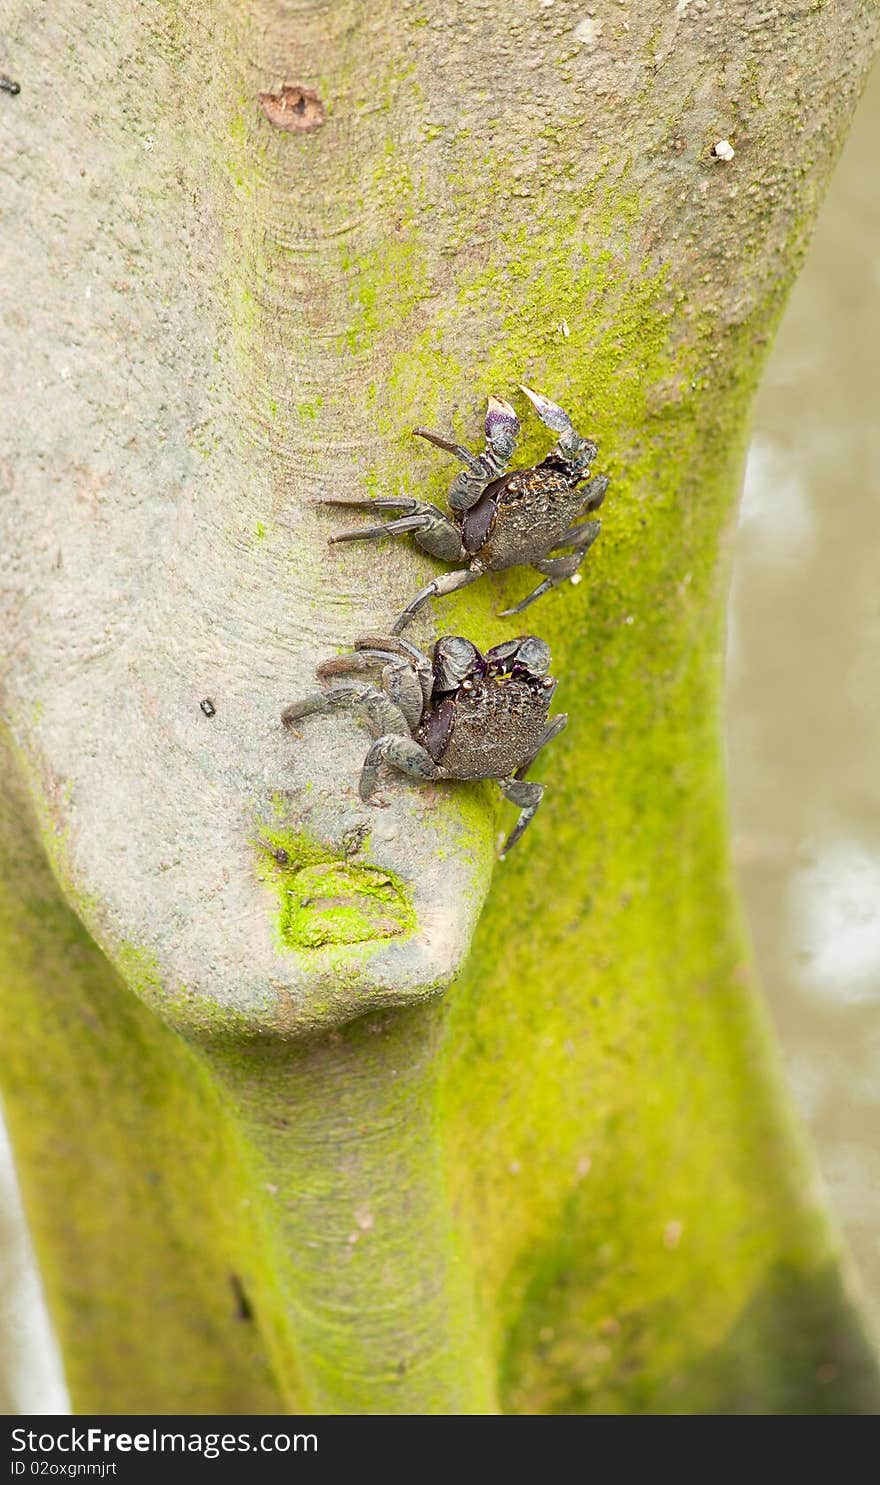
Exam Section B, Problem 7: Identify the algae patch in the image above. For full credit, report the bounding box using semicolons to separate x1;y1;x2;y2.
257;830;415;950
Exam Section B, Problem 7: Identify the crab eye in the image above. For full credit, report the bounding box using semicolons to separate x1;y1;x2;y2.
542;676;555;688
461;679;474;691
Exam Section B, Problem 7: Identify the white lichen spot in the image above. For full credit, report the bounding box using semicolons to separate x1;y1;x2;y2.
143;134;155;153
559;317;571;338
712;139;735;162
574;17;603;47
675;0;694;13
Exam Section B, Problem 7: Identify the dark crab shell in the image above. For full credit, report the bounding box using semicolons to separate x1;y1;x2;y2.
418;636;557;780
459;462;591;571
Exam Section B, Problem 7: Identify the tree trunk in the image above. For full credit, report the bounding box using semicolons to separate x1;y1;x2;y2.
1;0;878;1412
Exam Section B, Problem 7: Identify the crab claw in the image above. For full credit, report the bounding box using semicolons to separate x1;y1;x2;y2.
519;384;573;436
434;635;480;692
514;636;552;677
485;396;520;455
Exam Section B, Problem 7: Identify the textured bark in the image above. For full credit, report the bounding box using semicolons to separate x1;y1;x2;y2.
1;0;879;1413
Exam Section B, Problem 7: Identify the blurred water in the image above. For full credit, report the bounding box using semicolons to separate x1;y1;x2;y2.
0;1114;67;1412
728;63;880;1337
1;65;879;1414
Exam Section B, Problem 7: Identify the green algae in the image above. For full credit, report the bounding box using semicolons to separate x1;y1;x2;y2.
0;764;302;1413
256;828;416;951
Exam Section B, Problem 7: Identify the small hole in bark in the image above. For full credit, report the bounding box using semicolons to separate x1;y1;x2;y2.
258;86;325;133
230;1273;254;1323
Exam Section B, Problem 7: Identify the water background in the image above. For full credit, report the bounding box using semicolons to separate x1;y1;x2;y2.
727;63;880;1341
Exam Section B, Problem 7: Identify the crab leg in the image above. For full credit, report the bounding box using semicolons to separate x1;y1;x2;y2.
354;634;433;666
541;519;602;564
498;777;545;857
322;496;422;511
316;650;400;678
322;495;445;542
359;734;441;801
322;496;464;562
328;511;440;544
499;522;601;617
281;683;410;740
315;651;428;731
392;566;483;635
577;474;610;515
411;428;483;469
497;577;554;618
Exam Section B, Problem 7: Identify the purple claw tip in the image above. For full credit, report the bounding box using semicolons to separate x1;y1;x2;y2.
519;384;549;412
485;396;520;443
519;384;571;434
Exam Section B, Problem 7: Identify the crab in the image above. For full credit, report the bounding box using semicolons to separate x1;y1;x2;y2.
281;632;567;855
322;386;609;634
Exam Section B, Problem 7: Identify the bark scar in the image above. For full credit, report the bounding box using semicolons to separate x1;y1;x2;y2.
258;86;325;133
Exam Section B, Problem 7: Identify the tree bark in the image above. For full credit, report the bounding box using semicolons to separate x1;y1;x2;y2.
1;0;878;1412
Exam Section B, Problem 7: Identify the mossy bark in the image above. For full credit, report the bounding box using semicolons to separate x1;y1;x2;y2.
1;0;879;1412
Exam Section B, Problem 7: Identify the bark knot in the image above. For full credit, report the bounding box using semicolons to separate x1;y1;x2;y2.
258;85;325;133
